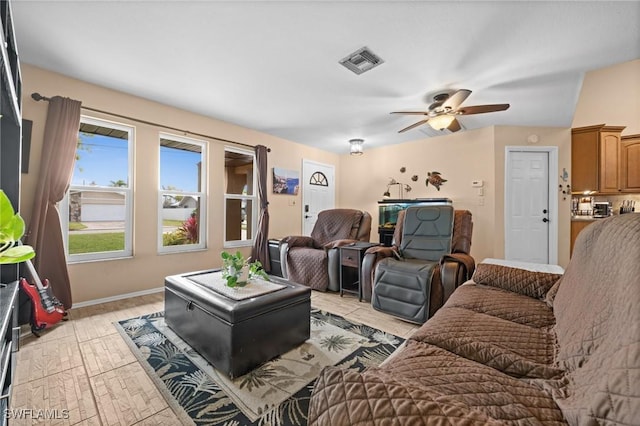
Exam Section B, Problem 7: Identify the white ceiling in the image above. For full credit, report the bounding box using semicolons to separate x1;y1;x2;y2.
11;1;640;154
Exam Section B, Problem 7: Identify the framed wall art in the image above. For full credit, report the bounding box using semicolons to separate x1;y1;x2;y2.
272;167;299;195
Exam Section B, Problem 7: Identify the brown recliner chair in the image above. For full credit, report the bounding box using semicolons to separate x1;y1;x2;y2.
280;209;372;292
361;208;474;319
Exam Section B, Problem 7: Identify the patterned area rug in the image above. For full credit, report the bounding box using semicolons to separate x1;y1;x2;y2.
115;309;404;425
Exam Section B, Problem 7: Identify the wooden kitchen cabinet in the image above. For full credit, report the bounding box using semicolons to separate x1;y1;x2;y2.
571;220;595;256
620;134;640;192
598;129;623;193
571;125;626;194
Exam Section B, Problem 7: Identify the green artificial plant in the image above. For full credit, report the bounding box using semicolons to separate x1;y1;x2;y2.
220;250;268;288
0;190;35;264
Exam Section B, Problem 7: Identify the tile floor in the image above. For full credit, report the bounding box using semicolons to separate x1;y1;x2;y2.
10;290;418;425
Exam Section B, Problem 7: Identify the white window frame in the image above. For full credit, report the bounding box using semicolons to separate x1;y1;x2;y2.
224;146;257;248
62;116;134;263
158;133;207;254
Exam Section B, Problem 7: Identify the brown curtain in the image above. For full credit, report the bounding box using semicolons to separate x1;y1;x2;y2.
251;145;270;272
25;96;81;309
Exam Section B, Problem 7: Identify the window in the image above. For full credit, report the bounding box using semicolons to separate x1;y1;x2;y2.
224;147;256;246
158;134;207;252
310;171;328;186
63;117;133;262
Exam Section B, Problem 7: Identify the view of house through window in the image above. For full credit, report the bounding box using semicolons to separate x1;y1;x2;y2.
64;117;133;261
224;148;255;245
159;134;206;252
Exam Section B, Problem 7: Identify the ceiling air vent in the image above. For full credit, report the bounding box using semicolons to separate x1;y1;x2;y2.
339;46;384;75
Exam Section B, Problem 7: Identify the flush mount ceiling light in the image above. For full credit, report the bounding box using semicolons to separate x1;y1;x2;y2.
349;138;364;156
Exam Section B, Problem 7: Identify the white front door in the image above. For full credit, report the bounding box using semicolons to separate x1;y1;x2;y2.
302;160;335;235
505;148;558;264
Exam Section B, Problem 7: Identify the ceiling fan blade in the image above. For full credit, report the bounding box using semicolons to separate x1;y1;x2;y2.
457;104;510;115
447;118;461;132
398;119;430;133
442;89;472;110
390;111;428;115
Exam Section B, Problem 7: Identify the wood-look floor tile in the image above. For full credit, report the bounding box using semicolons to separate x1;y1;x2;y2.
15;334;84;384
311;292;361;316
71;314;121;343
90;363;168;426
401;325;419;339
11;366;97;426
71;416;103;426
343;306;417;337
19;318;77;346
70;294;163;342
133;408;185;426
79;333;137;377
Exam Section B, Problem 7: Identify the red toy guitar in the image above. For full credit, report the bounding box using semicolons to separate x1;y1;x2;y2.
20;259;67;336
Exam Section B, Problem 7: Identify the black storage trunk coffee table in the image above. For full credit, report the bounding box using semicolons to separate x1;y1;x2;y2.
164;269;311;378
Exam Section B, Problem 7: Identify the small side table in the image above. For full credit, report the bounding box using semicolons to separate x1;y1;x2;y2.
339;242;377;301
268;239;283;277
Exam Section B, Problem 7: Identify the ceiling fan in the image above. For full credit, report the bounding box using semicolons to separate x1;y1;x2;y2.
391;89;510;133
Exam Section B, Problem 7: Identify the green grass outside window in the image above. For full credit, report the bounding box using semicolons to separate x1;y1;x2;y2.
69;232;125;254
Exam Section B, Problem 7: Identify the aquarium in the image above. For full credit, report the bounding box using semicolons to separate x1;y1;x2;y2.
378;198;452;228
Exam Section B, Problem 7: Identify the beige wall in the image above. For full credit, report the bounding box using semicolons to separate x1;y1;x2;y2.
572;59;640;135
21;64;338;304
338;126;572;266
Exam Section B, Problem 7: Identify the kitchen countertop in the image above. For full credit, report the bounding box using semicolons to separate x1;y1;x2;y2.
571;215;604;221
572;213;638;221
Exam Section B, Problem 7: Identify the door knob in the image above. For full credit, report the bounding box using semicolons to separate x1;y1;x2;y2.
543;209;548;214
542;218;549;223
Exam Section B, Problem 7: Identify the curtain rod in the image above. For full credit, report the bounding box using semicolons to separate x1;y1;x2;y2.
30;92;270;152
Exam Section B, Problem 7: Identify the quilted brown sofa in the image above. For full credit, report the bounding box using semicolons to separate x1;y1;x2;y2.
309;213;640;425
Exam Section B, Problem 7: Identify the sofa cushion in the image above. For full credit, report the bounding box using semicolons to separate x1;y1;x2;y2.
410;306;562;379
472;261;562;299
309;340;566;425
446;282;556;328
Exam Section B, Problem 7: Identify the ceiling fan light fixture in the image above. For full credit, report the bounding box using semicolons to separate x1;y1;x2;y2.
349;138;364;156
428;115;455;131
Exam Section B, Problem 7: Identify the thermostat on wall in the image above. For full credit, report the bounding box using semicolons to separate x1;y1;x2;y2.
471;180;484;187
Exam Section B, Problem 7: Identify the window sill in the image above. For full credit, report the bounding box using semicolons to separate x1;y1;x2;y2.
68;255;134;265
158;247;208;256
224;241;253;249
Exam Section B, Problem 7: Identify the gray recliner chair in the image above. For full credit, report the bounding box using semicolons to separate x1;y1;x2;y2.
371;205;459;324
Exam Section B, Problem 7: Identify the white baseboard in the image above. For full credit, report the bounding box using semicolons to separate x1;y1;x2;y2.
72;287;164;309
